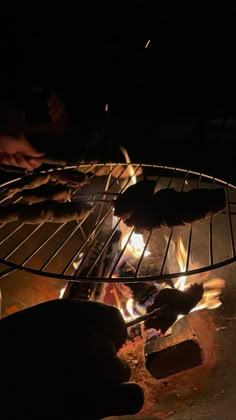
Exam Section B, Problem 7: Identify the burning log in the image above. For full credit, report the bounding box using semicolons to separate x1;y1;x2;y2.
144;283;204;334
144;316;204;379
123;285;205;379
113;180;226;232
138;284;205;380
0;201;92;224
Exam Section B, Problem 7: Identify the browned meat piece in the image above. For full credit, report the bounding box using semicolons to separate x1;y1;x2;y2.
0;201;92;224
49;169;88;187
113;181;226;232
21;185;72;204
7;173;51;195
5;170;88;197
144;284;204;334
153;187;226;227
123;197;161;231
0;206;22;223
113;179;156;220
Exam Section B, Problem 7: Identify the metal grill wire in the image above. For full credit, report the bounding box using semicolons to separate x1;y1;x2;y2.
0;163;235;284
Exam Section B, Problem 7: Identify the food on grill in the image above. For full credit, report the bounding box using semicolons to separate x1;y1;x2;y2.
6;170;88;196
144;283;204;334
113;180;226;232
76;163;143;178
49;169;88;187
21;185;72;204
0;201;92;224
7;173;51;195
113;179;156;221
96;165;143;179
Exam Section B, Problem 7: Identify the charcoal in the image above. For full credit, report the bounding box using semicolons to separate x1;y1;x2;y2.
145;338;203;379
144;315;204;379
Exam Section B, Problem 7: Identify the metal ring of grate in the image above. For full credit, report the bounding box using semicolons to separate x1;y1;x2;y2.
0;162;235;284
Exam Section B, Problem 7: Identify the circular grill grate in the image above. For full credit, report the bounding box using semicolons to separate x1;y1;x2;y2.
0;162;235;284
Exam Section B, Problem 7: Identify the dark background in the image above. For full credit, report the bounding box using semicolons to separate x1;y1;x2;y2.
1;4;236;183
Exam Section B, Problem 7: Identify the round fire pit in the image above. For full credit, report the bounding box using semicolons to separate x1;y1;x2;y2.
0;162;236;420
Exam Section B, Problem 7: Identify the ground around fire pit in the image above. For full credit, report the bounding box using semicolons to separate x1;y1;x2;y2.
107;265;236;419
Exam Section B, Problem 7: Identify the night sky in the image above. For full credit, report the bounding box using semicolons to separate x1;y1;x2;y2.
1;5;236;183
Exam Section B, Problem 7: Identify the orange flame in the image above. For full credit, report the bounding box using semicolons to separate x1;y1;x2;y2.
121;227;150;259
59;285;67;299
119;145;137;184
174;237;187;291
173;237;225;312
120;298;140;322
117;236;225;324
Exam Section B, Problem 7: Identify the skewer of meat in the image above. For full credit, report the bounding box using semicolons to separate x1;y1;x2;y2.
20;185;72;204
0;201;92;224
76;163;143;178
6;173;51;195
5;170;89;196
0;158;68;175
113;179;155;220
113;180;226;232
49;169;89;187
